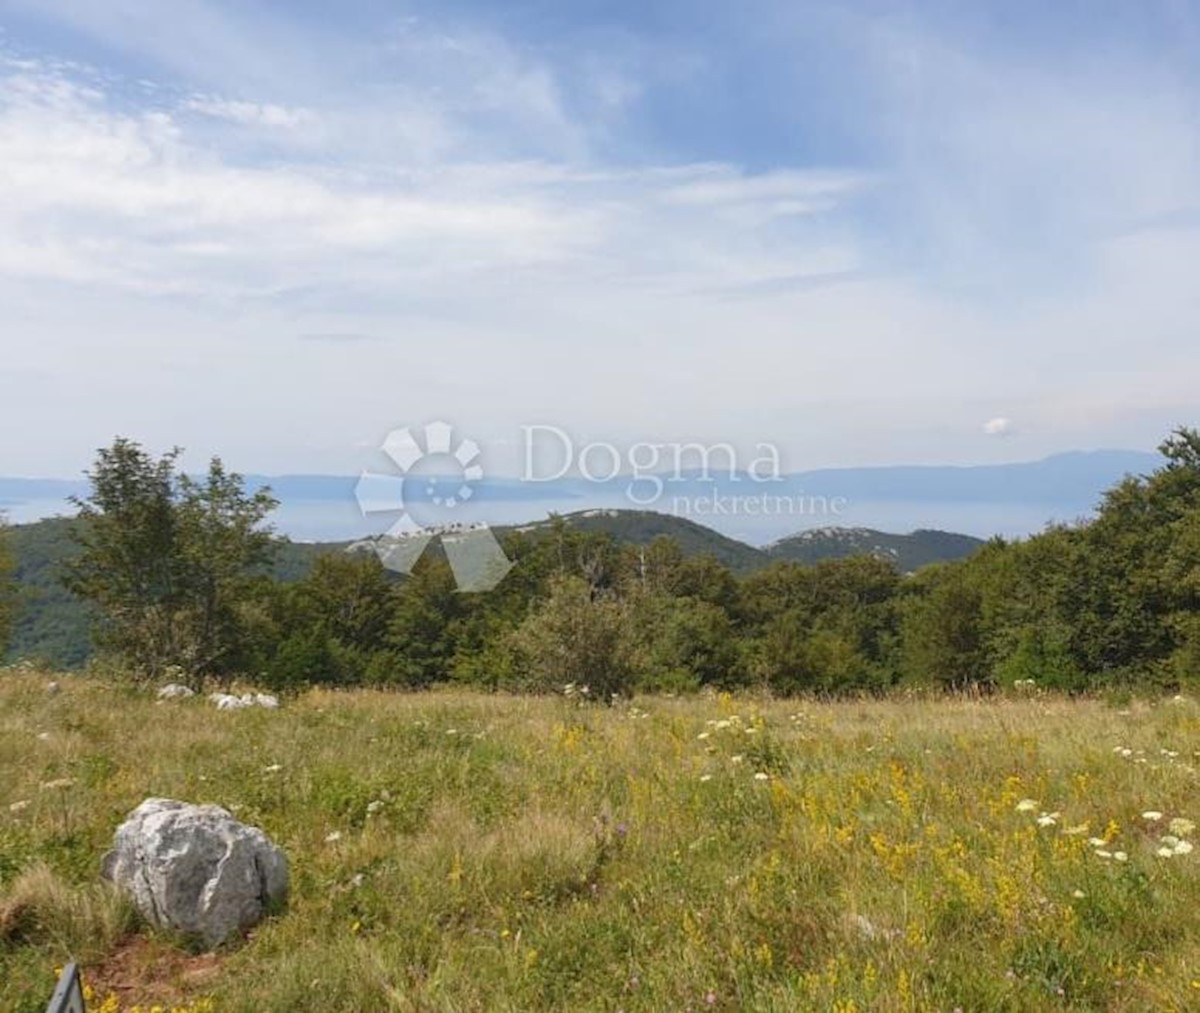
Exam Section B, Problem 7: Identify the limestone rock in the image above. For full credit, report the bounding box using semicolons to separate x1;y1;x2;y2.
101;798;288;947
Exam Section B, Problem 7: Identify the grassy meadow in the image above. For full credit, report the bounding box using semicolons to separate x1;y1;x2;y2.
3;673;1200;1011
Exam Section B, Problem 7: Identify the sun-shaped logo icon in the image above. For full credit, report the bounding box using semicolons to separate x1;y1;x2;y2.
354;421;513;591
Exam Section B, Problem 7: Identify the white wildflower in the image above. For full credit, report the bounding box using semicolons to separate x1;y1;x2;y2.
1141;811;1164;822
1015;799;1039;813
754;772;770;782
1169;817;1195;837
8;800;30;813
324;831;342;843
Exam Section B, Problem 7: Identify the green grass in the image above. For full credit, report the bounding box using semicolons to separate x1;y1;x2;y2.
3;673;1200;1011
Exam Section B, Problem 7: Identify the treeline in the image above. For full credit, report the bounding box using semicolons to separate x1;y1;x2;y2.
4;430;1200;696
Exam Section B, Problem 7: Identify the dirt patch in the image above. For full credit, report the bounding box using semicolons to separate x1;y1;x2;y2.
84;936;222;1007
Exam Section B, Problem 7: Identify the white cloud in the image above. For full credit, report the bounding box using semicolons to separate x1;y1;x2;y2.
183;95;314;130
983;417;1013;437
0;58;867;302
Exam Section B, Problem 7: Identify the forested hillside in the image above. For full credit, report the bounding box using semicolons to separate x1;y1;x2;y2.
1;507;980;669
4;426;1194;697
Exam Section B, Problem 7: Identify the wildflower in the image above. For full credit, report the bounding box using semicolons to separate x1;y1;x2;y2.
1141;811;1164;822
754;772;770;782
366;800;384;815
699;774;713;782
697;732;710;740
1174;840;1194;855
1169;817;1195;837
1157;846;1176;858
8;800;30;813
1062;824;1089;836
263;763;282;773
39;778;74;791
446;728;458;736
1036;812;1060;828
731;755;744;764
1072;890;1086;899
1094;850;1113;860
1088;837;1107;848
1015;799;1039;813
324;831;342;843
1113;851;1128;862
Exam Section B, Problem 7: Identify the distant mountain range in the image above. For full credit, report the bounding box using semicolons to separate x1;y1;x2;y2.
0;449;1163;544
4;510;984;668
0;448;1161;504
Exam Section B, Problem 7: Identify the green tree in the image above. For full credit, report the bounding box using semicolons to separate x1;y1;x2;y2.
383;554;468;687
900;563;989;690
622;588;743;692
64;438;277;684
0;516;16;655
508;574;631;700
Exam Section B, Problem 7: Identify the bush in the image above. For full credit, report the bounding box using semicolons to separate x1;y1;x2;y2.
508;576;632;699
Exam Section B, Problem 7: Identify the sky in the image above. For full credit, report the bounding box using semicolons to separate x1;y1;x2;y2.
1;0;1198;480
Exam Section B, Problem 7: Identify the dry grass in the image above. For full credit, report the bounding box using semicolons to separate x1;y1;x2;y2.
3;673;1200;1010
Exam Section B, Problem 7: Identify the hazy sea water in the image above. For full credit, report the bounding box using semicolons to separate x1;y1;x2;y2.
2;492;1092;547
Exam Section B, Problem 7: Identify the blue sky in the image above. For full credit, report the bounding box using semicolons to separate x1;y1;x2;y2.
0;0;1198;479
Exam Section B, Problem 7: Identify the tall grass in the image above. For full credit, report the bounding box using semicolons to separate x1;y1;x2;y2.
3;673;1200;1010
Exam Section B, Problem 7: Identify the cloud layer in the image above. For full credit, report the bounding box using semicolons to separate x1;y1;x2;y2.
0;1;1198;478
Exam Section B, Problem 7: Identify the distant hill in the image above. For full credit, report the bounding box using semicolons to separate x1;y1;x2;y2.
4;509;985;668
501;510;766;574
765;527;985;572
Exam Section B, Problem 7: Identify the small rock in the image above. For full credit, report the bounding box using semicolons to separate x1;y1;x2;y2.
45;681;60;695
158;683;196;700
254;693;280;709
101;798;288;948
209;693;251;710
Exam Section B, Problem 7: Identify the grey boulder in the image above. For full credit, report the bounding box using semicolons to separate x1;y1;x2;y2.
101;798;288;948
